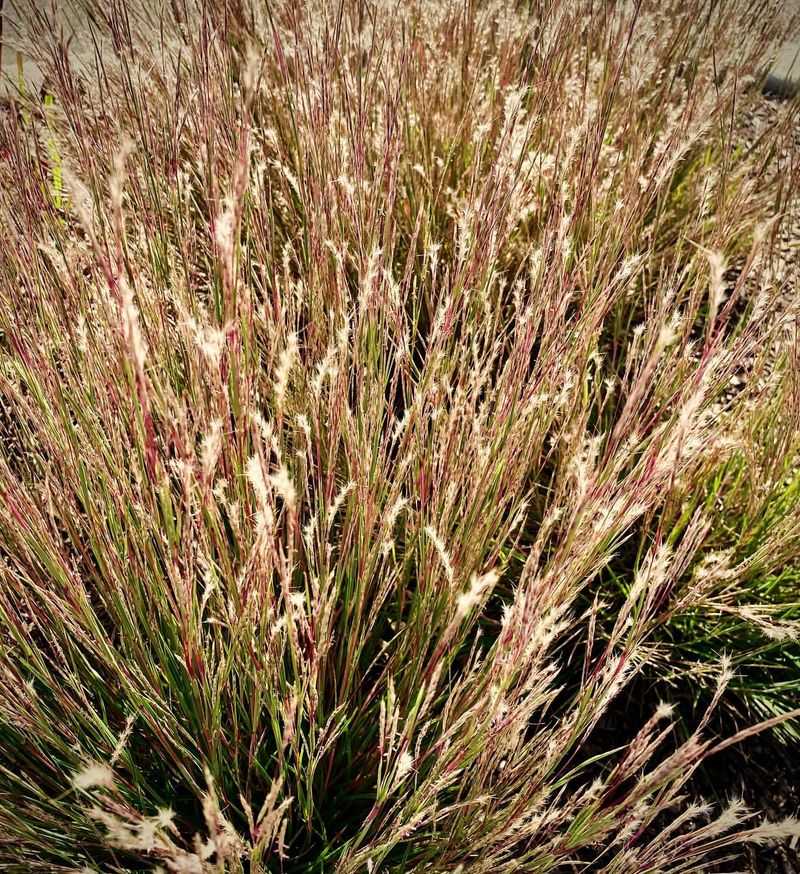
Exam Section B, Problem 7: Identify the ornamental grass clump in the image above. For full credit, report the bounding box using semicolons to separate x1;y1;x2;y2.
0;0;799;871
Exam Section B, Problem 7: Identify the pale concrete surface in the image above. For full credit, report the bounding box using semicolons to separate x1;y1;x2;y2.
774;0;800;84
2;5;800;93
774;39;800;83
0;2;44;95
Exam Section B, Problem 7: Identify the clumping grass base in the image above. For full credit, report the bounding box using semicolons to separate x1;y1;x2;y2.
0;1;799;871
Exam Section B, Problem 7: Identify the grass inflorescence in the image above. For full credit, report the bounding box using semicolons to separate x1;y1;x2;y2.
0;0;799;871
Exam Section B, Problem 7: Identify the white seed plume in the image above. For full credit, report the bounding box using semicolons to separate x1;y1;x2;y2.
457;569;500;616
274;333;299;410
246;455;270;508
270;465;297;512
424;525;454;582
73;762;115;791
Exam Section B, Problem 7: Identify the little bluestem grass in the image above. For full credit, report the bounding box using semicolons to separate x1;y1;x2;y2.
0;0;799;871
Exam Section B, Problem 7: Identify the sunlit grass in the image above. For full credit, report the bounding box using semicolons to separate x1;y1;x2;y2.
0;0;798;871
